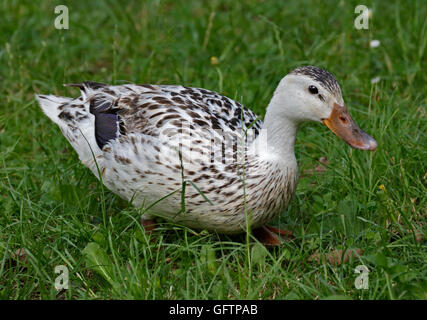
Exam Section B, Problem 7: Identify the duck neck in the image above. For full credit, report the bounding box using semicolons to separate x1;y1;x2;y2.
251;97;299;166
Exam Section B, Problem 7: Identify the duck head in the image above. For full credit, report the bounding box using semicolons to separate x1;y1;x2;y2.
272;66;377;151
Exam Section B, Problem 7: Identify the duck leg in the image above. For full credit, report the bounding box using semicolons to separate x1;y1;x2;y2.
140;217;156;233
252;225;294;246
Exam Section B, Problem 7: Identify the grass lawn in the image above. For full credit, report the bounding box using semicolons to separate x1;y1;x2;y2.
0;0;425;299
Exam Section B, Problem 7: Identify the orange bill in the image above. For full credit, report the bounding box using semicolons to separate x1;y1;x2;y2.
322;103;377;151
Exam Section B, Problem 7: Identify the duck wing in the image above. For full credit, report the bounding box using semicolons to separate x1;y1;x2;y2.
69;82;263;150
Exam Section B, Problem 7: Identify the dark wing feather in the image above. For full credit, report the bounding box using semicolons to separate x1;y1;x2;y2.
89;96;121;149
94;113;119;149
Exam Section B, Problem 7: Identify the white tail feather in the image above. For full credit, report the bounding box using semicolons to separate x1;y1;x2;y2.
35;94;72;124
36;94;103;176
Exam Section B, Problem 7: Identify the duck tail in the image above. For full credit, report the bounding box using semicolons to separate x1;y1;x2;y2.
36;94;103;174
35;94;73;125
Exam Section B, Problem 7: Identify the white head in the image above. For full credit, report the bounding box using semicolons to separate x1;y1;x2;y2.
267;66;377;150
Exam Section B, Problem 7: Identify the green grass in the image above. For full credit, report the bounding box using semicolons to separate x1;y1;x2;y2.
0;0;426;299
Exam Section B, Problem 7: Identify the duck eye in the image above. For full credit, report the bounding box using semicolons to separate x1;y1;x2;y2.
308;85;318;94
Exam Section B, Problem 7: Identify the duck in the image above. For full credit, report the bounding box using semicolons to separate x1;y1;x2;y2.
36;66;377;245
